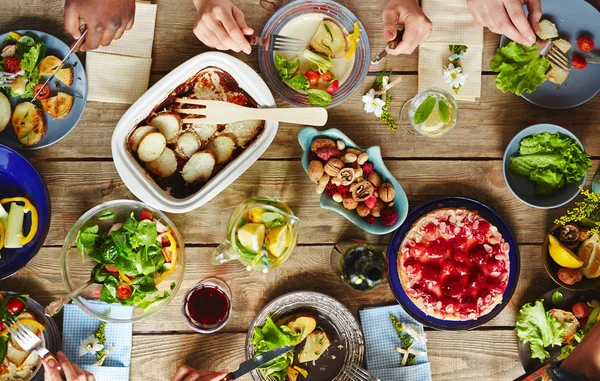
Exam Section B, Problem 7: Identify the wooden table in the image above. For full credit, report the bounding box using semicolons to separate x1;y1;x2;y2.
2;0;600;379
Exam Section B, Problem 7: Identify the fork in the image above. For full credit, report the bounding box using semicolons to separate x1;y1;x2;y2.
0;72;17;88
343;364;380;381
540;41;572;72
175;98;328;126
6;315;61;371
247;34;305;53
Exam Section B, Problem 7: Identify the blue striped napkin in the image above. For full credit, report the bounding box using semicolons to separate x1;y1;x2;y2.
62;301;133;381
359;305;432;381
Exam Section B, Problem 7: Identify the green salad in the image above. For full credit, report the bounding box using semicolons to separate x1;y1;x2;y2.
490;42;550;96
1;32;46;98
251;317;300;380
510;132;591;195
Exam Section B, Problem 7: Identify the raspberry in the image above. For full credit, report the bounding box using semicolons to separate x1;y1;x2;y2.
325;182;338;196
307;152;319;162
315;146;342;161
364;195;377;209
381;208;398;226
362;162;374;176
364;215;376;225
338;185;351;198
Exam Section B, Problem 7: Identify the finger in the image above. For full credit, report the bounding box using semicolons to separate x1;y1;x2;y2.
84;370;96;381
387;16;431;55
125;16;135;31
64;3;82;39
182;373;200;381
57;352;78;380
381;8;400;42
41;357;62;381
100;24;119;47
172;365;194;381
488;5;529;45
80;23;104;51
504;0;536;44
217;8;251;54
205;17;240;52
195;371;229;381
232;7;253;35
525;0;542;31
197;23;228;50
113;25;127;40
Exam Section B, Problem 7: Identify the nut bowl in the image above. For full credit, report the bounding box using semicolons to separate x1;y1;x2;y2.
60;200;185;323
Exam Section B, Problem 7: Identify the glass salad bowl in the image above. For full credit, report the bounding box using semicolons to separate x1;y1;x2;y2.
60;200;185;323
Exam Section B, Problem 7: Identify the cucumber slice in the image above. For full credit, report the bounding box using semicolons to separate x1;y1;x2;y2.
5;202;24;249
0;203;8;227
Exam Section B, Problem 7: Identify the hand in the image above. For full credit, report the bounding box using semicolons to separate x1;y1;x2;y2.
561;322;600;379
171;365;228;381
382;0;432;55
64;0;136;51
192;0;254;54
467;0;541;46
43;351;95;381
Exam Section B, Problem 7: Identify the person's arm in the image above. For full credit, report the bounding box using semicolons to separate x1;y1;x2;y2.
467;0;541;46
382;0;432;55
42;351;95;381
64;0;135;51
192;0;253;54
559;322;600;380
171;365;228;381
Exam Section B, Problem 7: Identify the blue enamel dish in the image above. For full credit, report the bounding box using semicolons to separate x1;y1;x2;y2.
298;127;408;235
0;144;51;279
386;197;520;330
0;30;87;150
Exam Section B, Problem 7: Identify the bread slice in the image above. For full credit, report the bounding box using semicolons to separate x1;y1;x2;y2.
181;151;216;183
146;147;178;178
546;65;569;85
298;330;331;363
536;20;559;40
55;67;74;86
310;20;348;58
12;101;47;146
0;92;11;132
38;55;61;75
40;92;74;119
207;135;236;164
553;39;571;53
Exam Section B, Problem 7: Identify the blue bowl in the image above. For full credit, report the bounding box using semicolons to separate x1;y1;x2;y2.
0;145;51;279
298;127;408;235
386;197;520;330
503;124;587;209
0;30;88;150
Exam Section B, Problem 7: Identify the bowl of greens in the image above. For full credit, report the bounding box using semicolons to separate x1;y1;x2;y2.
503;124;591;209
61;200;185;323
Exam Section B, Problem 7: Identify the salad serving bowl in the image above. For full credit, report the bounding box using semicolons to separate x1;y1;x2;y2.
60;200;185;323
298;127;408;235
503;124;588;209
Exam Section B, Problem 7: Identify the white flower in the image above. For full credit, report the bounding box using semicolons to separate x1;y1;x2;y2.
80;335;104;356
362;89;386;118
401;322;427;343
443;63;468;90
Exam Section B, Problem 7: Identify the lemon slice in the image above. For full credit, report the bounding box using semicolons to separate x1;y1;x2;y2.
9;32;22;40
237;223;265;253
578;235;600;278
247;208;265;223
266;225;289;257
420;103;445;132
548;235;584;268
18;319;45;334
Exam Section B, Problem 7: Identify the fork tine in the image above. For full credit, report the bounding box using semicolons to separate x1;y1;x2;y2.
344;365;368;381
176;108;207;115
175;98;207;106
546;53;569;72
549;45;571;70
273;34;304;43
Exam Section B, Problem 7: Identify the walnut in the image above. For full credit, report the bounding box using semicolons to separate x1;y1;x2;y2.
371;200;385;217
352;181;374;202
338;168;355;186
343;197;358;210
308;160;324;182
316;174;330;194
356;203;370;217
324;158;344;177
311;138;336;153
368;172;382;188
379;183;396;202
357;152;369;165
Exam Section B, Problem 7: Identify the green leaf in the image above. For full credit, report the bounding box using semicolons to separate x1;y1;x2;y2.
98;210;116;220
306;89;332;107
260;212;286;229
287;74;309;91
413;96;436;124
130;220;157;249
76;225;99;260
135;291;170;310
490;42;550;96
100;240;119;263
516;299;564;361
251;316;299;372
100;277;119;304
302;49;333;73
438;100;450;123
0;335;9;364
274;54;299;81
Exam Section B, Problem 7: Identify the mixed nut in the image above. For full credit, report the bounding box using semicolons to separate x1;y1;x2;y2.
307;137;398;226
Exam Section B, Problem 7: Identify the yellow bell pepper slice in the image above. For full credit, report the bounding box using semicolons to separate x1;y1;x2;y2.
0;197;38;246
0;220;5;251
345;22;361;60
155;232;177;285
119;271;133;284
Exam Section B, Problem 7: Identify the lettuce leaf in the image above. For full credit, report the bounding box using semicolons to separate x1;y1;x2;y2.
516;300;564;361
274;54;299;82
251;317;299;373
490;42;550;96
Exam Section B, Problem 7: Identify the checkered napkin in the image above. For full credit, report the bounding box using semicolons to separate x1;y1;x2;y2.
62;301;133;381
418;0;483;101
359;305;432;381
86;0;157;104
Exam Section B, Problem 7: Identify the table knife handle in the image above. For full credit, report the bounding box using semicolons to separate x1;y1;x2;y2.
39;351;62;372
221;373;235;381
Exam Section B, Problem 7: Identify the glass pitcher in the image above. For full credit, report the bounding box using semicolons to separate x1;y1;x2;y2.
212;197;300;272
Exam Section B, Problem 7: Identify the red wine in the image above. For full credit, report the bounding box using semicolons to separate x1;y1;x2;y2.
185;285;230;329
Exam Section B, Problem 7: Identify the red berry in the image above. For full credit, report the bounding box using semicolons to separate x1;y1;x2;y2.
325;182;338;196
315;146;342;161
362;162;374;176
381;208;397;226
577;36;594;52
364;195;377;209
307;152;319;162
364;215;376;225
338;185;351;198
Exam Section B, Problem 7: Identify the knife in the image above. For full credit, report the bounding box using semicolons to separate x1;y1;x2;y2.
587;55;600;65
371;26;405;65
223;345;294;380
513;353;562;381
32;28;88;101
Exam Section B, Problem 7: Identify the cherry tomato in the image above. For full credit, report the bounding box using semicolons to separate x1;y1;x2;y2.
305;70;320;87
33;84;50;99
104;264;119;273
140;209;153;221
116;283;132;300
6;298;25;315
326;80;339;94
572;55;587;69
0;322;5;330
577;36;594;52
572;301;590;319
320;71;333;82
3;57;19;73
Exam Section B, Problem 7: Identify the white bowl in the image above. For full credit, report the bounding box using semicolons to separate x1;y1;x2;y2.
112;52;278;213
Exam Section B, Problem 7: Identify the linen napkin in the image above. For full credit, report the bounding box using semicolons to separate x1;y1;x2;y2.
418;0;483;101
359;304;432;381
62;301;134;381
86;0;157;104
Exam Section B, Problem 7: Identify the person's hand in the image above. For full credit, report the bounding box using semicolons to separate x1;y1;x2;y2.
382;0;432;55
561;321;600;379
467;0;541;46
42;351;95;381
192;0;254;54
171;365;228;381
64;0;135;51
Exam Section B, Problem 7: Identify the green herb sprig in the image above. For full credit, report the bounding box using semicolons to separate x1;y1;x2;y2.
390;314;416;366
372;70;398;133
555;188;600;234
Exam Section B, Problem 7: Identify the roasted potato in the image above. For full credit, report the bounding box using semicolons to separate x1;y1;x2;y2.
137;132;166;162
277;314;317;344
149;112;181;143
128;125;158;152
536;20;558;40
191;122;217;141
40;92;74;119
207;134;236;164
55;67;74;86
0;92;11;132
181;151;216;183
220;120;262;147
146;147;178;178
175;131;201;159
310;20;348;58
11;76;27;96
298;330;331;363
12;102;47;146
38;55;62;75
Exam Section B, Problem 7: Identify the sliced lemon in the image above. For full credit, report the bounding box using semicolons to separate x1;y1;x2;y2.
9;32;22;40
548;235;584;268
247;208;265;224
420;103;445;132
18;319;45;334
578;235;600;279
266;225;290;258
237;223;265;253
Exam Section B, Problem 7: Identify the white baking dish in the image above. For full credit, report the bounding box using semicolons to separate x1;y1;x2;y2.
111;52;278;213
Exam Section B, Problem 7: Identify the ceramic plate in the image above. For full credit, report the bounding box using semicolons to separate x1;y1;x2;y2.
498;0;600;109
0;30;87;149
246;291;365;381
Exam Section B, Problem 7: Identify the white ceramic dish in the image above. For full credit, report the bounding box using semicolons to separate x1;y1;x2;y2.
112;52;278;213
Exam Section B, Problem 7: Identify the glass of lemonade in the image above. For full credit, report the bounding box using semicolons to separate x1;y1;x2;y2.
400;88;458;138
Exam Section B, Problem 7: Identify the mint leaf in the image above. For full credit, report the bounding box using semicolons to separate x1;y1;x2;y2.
438;100;450;123
413;96;436;124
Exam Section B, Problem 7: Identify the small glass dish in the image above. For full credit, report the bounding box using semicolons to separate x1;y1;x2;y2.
181;278;232;333
60;200;185;323
258;0;370;108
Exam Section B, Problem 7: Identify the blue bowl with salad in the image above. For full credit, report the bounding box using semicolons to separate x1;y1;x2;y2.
503;124;590;209
60;200;185;323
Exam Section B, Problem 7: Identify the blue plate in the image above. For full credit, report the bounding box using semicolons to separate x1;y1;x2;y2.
386;197;520;330
298;127;408;235
0;30;88;149
498;0;600;109
503;124;586;209
0;144;51;279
